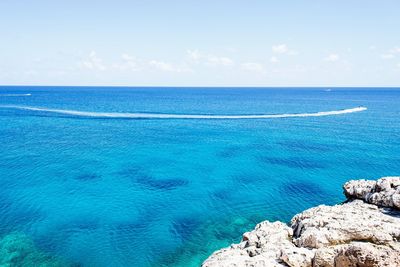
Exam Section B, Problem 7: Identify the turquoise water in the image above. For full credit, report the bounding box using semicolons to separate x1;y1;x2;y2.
0;87;399;266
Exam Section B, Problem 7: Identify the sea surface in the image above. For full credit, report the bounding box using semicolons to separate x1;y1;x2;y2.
0;87;399;266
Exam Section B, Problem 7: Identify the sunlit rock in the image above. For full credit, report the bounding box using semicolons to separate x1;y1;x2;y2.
203;177;400;267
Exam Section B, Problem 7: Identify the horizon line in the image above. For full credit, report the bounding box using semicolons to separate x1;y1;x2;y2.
1;85;400;89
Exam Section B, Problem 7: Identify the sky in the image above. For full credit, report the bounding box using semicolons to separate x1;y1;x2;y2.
1;0;400;87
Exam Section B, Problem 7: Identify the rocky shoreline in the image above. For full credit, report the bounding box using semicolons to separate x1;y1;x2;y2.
202;177;400;267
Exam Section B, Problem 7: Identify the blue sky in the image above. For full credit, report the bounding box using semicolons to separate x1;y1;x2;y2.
1;0;400;86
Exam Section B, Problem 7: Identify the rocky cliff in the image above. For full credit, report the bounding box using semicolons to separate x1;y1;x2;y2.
202;177;400;267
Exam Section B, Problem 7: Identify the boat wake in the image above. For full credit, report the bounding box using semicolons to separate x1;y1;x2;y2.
0;105;367;119
0;93;31;97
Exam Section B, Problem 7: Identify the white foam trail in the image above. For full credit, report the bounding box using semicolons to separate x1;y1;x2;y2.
0;105;367;119
0;93;31;97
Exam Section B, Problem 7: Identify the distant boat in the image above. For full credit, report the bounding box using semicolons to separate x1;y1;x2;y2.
324;89;332;92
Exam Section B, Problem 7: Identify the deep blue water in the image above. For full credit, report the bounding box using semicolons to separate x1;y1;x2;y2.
0;86;399;266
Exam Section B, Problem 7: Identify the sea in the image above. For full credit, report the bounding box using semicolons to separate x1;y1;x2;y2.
0;86;399;266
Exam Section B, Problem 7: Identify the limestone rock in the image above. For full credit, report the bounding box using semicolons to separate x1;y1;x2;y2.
202;221;314;267
203;177;400;267
280;247;314;267
291;200;400;248
344;176;400;209
334;242;400;267
314;242;400;267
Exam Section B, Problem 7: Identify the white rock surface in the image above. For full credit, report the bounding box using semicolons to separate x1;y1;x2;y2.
202;221;314;267
313;242;400;267
344;176;400;209
202;177;400;267
291;200;400;248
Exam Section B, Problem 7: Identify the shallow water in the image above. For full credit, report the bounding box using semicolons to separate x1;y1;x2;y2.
0;87;399;266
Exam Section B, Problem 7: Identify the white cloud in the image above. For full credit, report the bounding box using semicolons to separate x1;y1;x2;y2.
381;54;394;59
272;44;288;54
112;53;141;71
79;51;106;71
270;56;279;63
389;47;400;54
378;47;400;61
324;54;339;62
206;56;234;66
369;45;376;50
121;53;134;61
79;51;194;73
241;62;266;73
187;50;234;66
272;44;297;56
187;49;202;62
148;60;191;73
112;53;192;73
149;60;177;72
